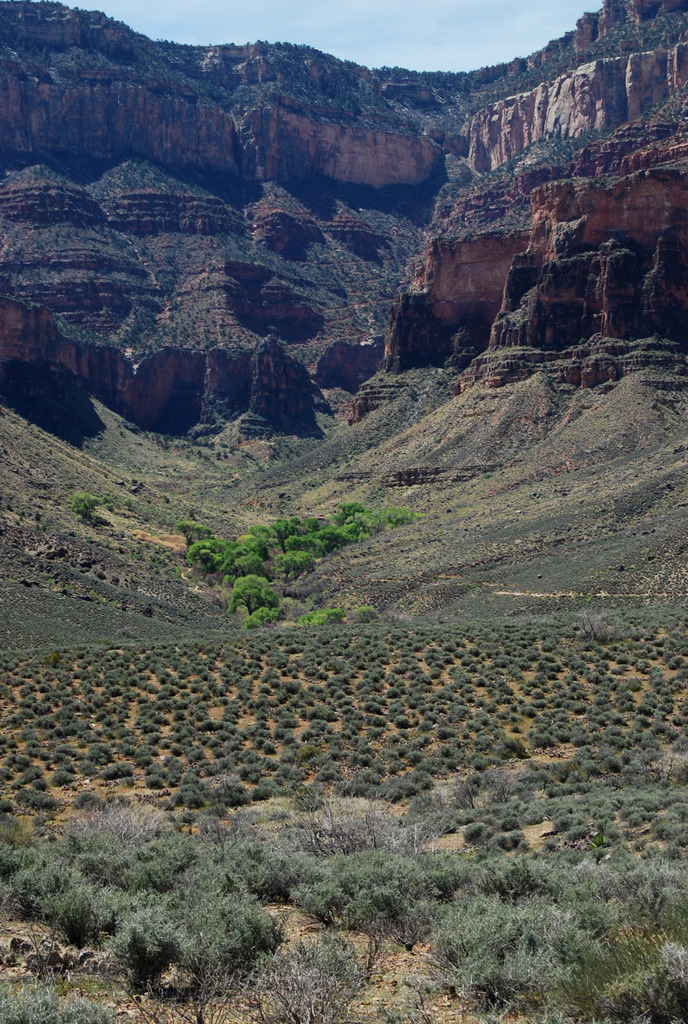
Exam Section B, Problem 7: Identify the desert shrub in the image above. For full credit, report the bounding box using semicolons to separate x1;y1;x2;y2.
177;894;283;992
249;938;363;1024
432;896;582;1009
3;857;77;920
101;762;134;781
51;768;75;787
351;606;379;623
68;803;167;847
292;850;436;935
14;789;58;813
45;878;115;948
479;857;555;902
111;904;181;989
297;610;345;627
70;492;102;523
285;799;433;857
0;989;112;1024
564;932;688;1023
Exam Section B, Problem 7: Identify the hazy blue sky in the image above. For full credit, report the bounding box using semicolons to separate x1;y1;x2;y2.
87;0;592;72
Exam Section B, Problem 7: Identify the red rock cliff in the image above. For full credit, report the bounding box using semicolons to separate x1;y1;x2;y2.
0;296;324;435
0;3;442;189
382;231;529;372
457;167;688;390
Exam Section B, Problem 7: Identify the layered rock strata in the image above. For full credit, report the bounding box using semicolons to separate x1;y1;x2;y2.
0;296;324;435
0;3;442;189
383;231;529;372
466;43;688;172
460;167;688;390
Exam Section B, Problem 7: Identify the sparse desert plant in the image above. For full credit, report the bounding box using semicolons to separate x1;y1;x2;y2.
431;896;581;1009
111;904;182;989
70;492;102;522
249;938;363;1024
576;610;611;641
564;932;688;1023
68;802;168;846
45;877;112;948
176;894;283;993
0;988;113;1024
285;799;430;857
175;521;214;549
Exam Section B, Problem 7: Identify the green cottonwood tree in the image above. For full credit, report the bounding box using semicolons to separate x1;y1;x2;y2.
230;575;279;616
175;520;213;549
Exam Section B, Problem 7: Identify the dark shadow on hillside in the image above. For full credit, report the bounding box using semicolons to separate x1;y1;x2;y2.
0;153;258;211
5;384;105;448
285;163;448;226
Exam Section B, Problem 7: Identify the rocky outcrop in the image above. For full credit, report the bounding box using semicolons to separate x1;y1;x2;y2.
0;182;105;227
457;335;688;392
460;167;688;389
328;212;389;260
466;43;688;172
105;193;245;237
528;169;688;261
173;260;325;343
0;295;324;435
577;0;688;49
314;339;383;392
383;231;529;372
6;0;688;430
203;349;252;425
243;335;326;436
252;208;324;259
349;375;409;423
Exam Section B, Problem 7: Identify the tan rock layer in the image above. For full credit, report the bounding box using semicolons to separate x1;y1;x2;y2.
467;44;688;172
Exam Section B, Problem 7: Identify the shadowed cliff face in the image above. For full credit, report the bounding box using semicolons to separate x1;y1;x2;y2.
382;232;530;372
314;340;384;392
246;336;326;436
377;161;688;410
0;296;324;436
491;168;688;350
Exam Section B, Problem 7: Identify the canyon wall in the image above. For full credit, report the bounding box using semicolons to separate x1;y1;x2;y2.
0;296;324;435
378;163;688;404
466;43;688;172
238;105;442;188
0;65;243;177
0;2;442;189
314;340;384;392
459;167;688;390
382;231;529;371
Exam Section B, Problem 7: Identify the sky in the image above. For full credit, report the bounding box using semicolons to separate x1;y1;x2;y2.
80;0;593;73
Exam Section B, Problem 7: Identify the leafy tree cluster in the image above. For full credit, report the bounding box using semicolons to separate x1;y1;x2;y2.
183;504;417;627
